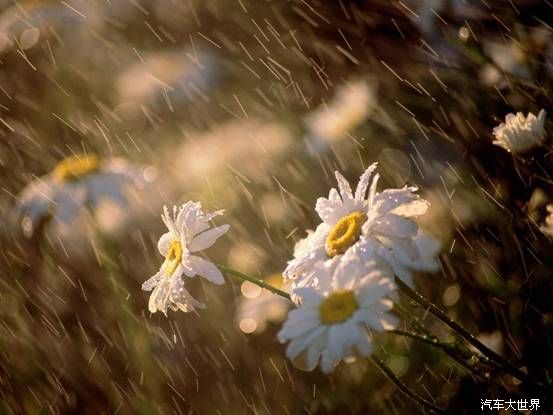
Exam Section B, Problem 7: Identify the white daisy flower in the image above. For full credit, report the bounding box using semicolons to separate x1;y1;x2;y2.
142;202;230;315
17;154;142;237
278;263;398;373
284;163;432;288
492;110;547;154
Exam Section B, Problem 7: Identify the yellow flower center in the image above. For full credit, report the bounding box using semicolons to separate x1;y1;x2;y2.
325;211;367;257
164;239;183;276
319;290;358;324
52;154;100;182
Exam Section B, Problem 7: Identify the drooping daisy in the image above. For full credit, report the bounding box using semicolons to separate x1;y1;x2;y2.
142;202;230;315
278;263;398;373
492;110;547;154
17;154;142;237
284;163;433;288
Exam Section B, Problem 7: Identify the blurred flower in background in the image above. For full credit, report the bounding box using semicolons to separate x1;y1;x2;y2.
483;39;531;82
116;50;219;113
492;109;547;153
305;79;376;153
540;204;553;238
0;0;102;53
16;154;144;239
236;274;291;334
172;118;292;185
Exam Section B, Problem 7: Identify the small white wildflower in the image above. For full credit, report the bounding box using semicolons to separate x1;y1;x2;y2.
284;163;435;288
493;110;547;154
17;154;141;237
278;263;398;373
142;201;230;315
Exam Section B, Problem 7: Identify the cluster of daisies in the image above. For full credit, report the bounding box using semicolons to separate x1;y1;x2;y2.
141;163;439;373
14;106;548;374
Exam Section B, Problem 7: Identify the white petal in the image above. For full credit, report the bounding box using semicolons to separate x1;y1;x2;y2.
357;276;395;308
391;199;429;217
373;187;422;216
188;224;230;252
161;205;177;235
328;187;341;203
371;214;418;238
353;330;373;356
367;173;380;208
320;343;340;373
315;197;340;224
148;277;172;314
170;276;205;312
157;232;173;256
284;325;326;360
326;324;349;364
277;308;320;339
334;170;353;200
355;163;378;201
187;255;225;284
142;271;164;291
51;182;87;226
306;335;325;370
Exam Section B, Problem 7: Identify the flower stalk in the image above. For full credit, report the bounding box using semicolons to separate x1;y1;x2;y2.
394;276;543;389
217;264;291;300
370;355;447;415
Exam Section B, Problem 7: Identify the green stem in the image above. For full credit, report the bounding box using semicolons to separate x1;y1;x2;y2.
394;276;542;388
217;264;291;300
370;356;447;415
389;329;494;381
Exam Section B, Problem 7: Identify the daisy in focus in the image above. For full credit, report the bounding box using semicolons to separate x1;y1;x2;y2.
492;109;547;154
278;263;398;373
17;154;142;238
284;163;435;289
142;202;230;315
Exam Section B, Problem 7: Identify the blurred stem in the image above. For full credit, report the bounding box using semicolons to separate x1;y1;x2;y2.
395;276;543;389
392;304;495;378
370;355;446;415
393;302;433;336
217;265;291;300
389;329;495;381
